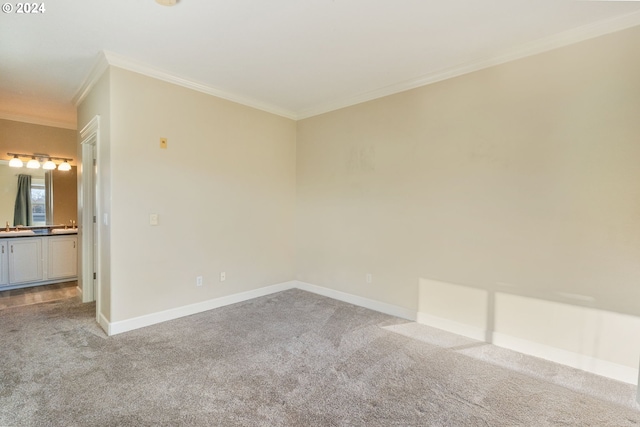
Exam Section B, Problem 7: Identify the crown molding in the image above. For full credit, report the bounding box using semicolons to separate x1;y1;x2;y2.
71;11;640;122
101;51;298;120
296;10;640;119
72;51;110;107
0;112;76;130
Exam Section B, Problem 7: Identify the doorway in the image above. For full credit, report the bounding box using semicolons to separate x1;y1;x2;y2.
79;116;100;323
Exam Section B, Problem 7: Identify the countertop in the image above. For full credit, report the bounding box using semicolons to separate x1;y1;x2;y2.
0;229;78;238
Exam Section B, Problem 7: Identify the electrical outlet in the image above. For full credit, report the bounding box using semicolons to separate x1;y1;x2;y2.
366;273;372;284
196;276;203;287
149;213;159;226
220;272;226;282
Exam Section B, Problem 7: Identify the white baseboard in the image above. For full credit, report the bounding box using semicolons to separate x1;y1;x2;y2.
103;280;414;336
417;312;487;342
417;311;639;385
98;311;109;335
491;331;638;385
295;280;417;321
97;278;639;386
106;281;297;335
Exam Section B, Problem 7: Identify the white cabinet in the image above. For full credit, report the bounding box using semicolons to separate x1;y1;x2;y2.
47;236;77;280
0;241;7;286
0;234;77;289
8;237;44;285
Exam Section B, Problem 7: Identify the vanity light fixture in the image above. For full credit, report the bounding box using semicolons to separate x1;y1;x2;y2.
26;157;40;169
8;154;23;168
6;152;73;171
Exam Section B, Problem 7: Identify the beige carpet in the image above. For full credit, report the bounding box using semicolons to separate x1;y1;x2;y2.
0;289;638;426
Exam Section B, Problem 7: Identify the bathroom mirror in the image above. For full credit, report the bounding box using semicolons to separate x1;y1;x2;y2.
0;160;77;226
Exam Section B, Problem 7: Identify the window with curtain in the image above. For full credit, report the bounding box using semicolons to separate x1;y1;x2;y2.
14;174;32;226
31;177;46;225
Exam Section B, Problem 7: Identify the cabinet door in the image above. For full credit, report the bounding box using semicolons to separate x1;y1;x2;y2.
9;238;44;284
0;241;8;286
48;236;78;280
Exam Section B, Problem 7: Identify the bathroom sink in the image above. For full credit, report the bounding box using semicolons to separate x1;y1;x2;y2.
0;230;36;236
51;228;78;234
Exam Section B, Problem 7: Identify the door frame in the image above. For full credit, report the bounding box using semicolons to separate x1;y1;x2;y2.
79;116;100;322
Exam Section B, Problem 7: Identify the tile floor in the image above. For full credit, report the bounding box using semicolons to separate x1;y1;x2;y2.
0;281;79;310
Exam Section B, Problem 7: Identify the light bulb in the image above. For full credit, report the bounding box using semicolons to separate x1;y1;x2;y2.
43;159;56;170
8;155;23;168
26;157;40;169
58;161;71;171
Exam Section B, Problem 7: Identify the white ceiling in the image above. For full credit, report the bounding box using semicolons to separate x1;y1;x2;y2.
2;0;640;129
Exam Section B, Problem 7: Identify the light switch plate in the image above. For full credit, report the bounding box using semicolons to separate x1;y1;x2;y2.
160;138;167;149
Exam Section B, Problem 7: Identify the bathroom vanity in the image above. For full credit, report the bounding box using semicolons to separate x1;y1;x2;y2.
0;230;78;290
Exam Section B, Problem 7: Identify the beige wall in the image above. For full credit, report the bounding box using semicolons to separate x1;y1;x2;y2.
296;25;640;318
78;69;112;321
107;67;296;322
69;25;640;378
0;119;77;162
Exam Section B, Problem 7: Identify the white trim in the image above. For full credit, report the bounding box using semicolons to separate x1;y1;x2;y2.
106;281;297;335
295;280;416;321
100;51;298;120
296;11;640;120
295;10;640;119
492;331;639;385
416;311;639;385
73;52;109;107
417;312;487;342
96;278;640;387
69;14;640;121
98;311;110;335
79;116;100;317
79;115;100;140
0;112;76;130
102;280;414;336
